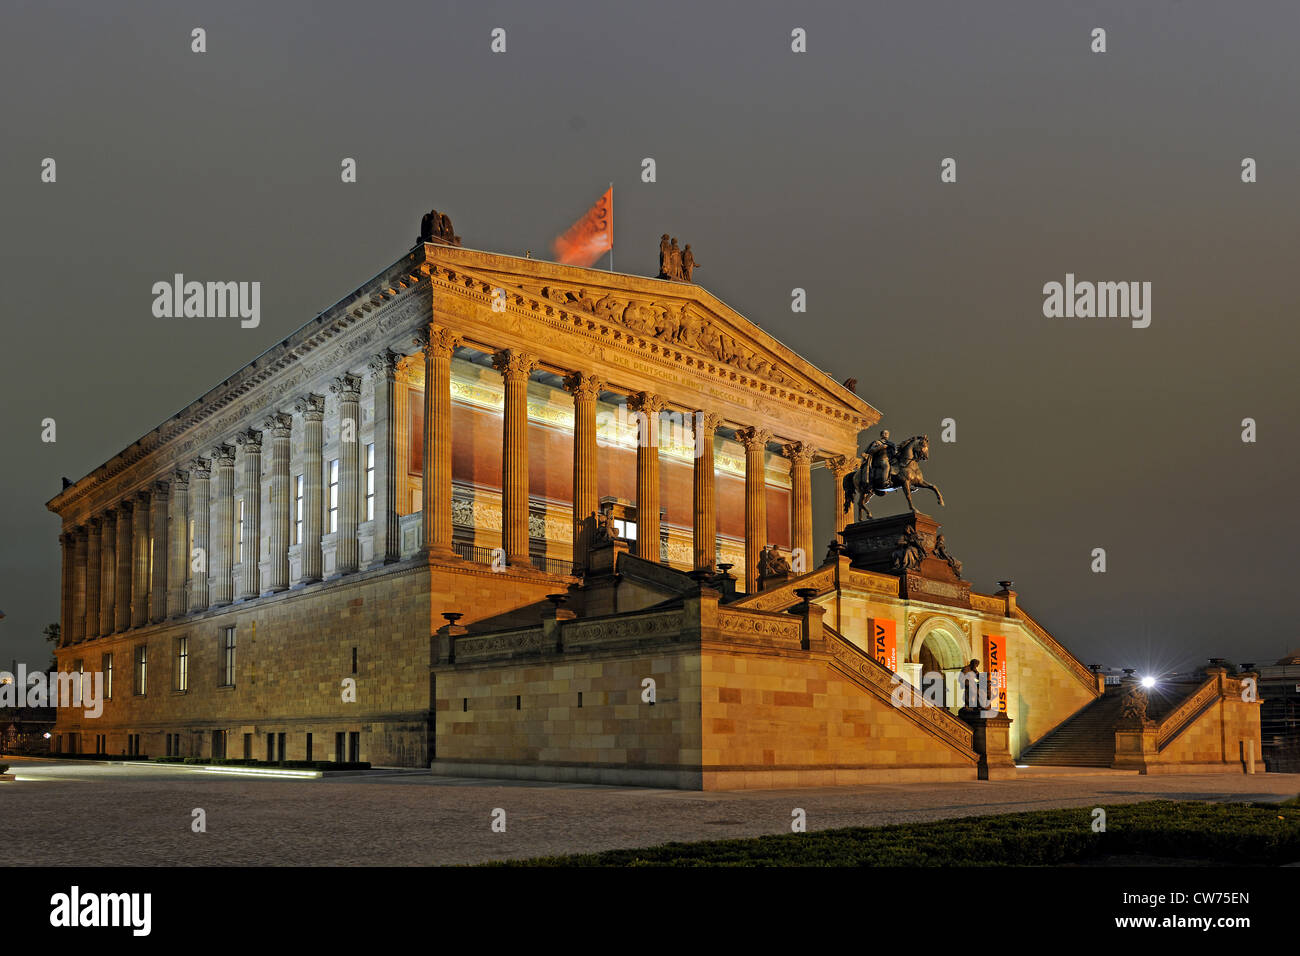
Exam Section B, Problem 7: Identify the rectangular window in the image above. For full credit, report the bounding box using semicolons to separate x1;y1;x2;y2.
134;644;148;696
328;459;340;533
176;636;188;692
365;443;375;522
294;474;304;544
305;732;313;762
220;626;237;687
237;499;245;563
335;732;345;763
102;653;113;699
243;733;252;759
351;647;358;675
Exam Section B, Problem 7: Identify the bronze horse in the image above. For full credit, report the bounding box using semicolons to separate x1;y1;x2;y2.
843;434;945;521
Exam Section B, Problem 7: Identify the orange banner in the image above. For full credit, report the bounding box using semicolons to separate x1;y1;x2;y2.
984;634;1007;714
868;618;897;673
552;187;612;267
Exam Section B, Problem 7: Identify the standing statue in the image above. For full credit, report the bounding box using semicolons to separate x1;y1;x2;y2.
668;238;683;280
844;432;945;521
681;244;699;281
658;234;672;278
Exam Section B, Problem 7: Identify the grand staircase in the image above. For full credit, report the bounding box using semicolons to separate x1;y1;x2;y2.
1018;691;1124;767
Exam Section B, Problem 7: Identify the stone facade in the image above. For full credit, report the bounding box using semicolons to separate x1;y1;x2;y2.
48;219;1224;788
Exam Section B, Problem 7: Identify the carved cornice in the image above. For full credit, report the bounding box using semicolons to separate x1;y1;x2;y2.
491;349;538;382
48;259;431;516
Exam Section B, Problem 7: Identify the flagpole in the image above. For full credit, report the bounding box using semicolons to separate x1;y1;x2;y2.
608;181;614;272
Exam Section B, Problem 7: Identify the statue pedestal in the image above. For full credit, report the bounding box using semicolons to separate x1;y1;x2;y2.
959;709;1017;780
841;512;972;608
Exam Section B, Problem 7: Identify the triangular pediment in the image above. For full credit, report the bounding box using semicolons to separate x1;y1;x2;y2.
421;244;880;433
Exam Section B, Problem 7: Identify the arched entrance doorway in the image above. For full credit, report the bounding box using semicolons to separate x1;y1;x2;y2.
907;620;970;713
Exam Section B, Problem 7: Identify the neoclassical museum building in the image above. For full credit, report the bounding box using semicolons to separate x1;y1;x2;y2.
47;212;1261;787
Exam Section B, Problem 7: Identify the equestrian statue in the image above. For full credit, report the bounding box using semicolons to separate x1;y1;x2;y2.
843;430;945;522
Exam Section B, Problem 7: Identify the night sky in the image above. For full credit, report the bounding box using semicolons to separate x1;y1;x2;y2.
3;1;1298;676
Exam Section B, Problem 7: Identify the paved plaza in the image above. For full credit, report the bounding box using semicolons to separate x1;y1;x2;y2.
3;759;1298;866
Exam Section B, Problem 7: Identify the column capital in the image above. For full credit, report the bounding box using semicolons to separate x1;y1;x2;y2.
210;443;236;466
191;458;212;480
264;412;293;437
367;348;400;380
562;371;605;398
133;488;151;505
329;373;362;401
781;440;815;466
415;325;461;358
826;453;860;478
235;428;263;453
293;392;326;421
87;515;101;531
153;480;170;497
735;426;773;451
491;348;538;382
627;391;667;416
693;410;723;433
173;469;190;488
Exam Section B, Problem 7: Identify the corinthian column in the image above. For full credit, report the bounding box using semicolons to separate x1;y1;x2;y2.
167;471;188;617
736;426;772;595
59;532;75;647
627;392;665;563
149;481;169;621
131;490;151;626
692;411;722;571
783;441;815;572
417;326;461;556
368;350;400;566
294;394;325;583
114;504;133;631
211;445;236;607
563;372;603;572
99;512;116;636
189;459;211;611
84;518;101;639
330;374;362;575
236;429;262;596
828;454;857;536
264;414;292;592
72;526;87;643
491;349;538;567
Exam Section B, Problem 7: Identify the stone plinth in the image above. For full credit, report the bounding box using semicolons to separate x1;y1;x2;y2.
960;709;1017;780
841;511;971;608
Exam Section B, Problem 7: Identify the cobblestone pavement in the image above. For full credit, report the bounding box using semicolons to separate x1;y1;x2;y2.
3;759;1297;866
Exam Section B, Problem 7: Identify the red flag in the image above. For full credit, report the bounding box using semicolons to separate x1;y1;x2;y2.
552;187;612;267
